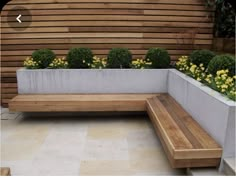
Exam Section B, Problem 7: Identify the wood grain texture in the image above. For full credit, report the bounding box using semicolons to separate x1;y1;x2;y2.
1;0;214;106
0;167;11;176
146;94;222;168
9;94;158;112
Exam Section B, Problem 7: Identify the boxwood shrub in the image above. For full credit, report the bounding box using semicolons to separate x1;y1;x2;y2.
189;49;215;67
32;48;56;68
207;54;236;76
67;47;93;68
145;48;170;68
107;48;132;68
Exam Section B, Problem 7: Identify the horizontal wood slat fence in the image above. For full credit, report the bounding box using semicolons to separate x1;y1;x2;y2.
1;0;214;107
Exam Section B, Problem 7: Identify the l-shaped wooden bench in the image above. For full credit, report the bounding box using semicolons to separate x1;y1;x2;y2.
9;93;222;168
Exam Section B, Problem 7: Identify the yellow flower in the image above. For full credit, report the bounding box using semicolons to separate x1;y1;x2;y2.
197;77;201;81
221;84;228;89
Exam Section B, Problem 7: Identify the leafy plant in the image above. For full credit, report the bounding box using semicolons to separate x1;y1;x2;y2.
48;57;68;69
207;54;235;76
32;49;56;68
66;47;93;68
91;56;107;69
145;48;170;68
176;55;236;101
107;48;132;68
131;58;152;69
205;0;235;37
189;49;215;67
23;57;40;69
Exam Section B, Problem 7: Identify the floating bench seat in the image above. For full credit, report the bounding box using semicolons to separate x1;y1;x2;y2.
9;93;222;168
146;94;222;168
9;94;158;112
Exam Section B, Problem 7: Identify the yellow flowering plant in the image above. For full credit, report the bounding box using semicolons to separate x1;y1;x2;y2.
175;56;189;72
48;57;68;69
91;56;107;69
23;57;40;69
203;70;236;101
176;56;236;101
131;58;152;69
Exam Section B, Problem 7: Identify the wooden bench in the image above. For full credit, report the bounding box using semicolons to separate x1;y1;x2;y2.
9;94;158;112
0;167;11;176
146;94;222;168
9;93;222;168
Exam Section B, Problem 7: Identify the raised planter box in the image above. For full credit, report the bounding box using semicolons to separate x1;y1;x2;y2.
168;69;235;170
17;68;168;94
16;68;235;170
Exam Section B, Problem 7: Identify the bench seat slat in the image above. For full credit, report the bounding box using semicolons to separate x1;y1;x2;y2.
9;94;158;112
146;94;222;168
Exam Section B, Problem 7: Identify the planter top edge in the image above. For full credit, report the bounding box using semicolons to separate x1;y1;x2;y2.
17;68;170;72
169;69;236;106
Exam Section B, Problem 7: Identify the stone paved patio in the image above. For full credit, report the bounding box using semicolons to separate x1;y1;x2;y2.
1;108;185;176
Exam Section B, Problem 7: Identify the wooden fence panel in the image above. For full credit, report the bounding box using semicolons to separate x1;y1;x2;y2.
1;0;214;106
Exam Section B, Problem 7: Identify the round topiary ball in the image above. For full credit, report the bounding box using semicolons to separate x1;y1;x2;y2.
66;47;93;68
32;48;56;68
107;48;132;68
207;54;236;76
189;49;215;67
145;48;170;68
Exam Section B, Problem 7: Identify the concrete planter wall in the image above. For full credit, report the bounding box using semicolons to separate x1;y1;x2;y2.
168;69;235;169
17;68;168;94
17;68;235;169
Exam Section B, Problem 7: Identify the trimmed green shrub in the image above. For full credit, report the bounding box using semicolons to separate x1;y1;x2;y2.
66;47;93;68
190;49;215;67
207;54;236;76
32;49;56;68
107;48;132;68
145;48;170;68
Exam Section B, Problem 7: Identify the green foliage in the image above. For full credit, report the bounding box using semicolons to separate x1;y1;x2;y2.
66;48;93;68
207;54;236;76
206;0;235;37
107;48;132;68
32;49;56;68
145;48;170;68
190;49;215;67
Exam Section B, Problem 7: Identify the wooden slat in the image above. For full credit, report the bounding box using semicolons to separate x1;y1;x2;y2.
9;94;158;112
1;43;211;50
1;33;213;39
1;88;18;94
2;15;213;23
7;0;206;5
1;9;212;17
146;94;222;168
0;49;197;56
1;39;212;45
1;21;213;28
3;4;211;11
1;27;213;34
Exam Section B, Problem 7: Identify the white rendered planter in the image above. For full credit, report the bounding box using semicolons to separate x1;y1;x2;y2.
17;68;168;94
16;68;235;169
168;69;235;169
